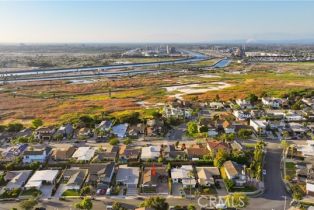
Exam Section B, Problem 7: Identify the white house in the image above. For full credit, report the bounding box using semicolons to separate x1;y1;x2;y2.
207;126;219;137
235;99;252;109
209;102;224;110
141;146;161;160
299;141;314;157
72;147;96;161
262;97;281;108
25;170;59;191
250;119;268;135
171;165;196;188
233;110;251;121
285;111;304;122
163;105;192;119
23;147;52;164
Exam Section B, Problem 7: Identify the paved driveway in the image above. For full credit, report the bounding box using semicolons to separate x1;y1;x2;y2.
40;185;54;198
54;184;67;198
167;124;187;141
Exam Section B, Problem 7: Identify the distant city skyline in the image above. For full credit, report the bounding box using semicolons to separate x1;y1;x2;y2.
0;1;314;43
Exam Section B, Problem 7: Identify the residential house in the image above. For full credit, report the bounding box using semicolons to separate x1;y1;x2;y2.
35;126;56;141
146;119;165;137
141;166;168;194
72;147;96;161
198;109;211;118
289;122;308;137
302;98;314;109
57;123;74;139
299;141;314;157
23;147;52;163
25;170;59;193
92;146;118;162
78;128;93;139
230;140;245;151
163;104;192;119
116;165;139;195
285;111;304;122
222;121;235;134
306;172;314;196
96;120;113;132
250;110;265;119
233;110;251;121
235;99;252;109
141;146;161;161
119;145;141;163
63;168;88;191
207;124;219;137
169;150;188;161
209;102;225;110
84;162;115;188
4;170;32;190
186;146;209;160
128;123;145;138
171;165;196;188
206;140;231;156
250;119;268;135
112;123;129;138
51;146;76;161
262;97;282;108
223;160;247;187
1;144;28;161
196;167;220;187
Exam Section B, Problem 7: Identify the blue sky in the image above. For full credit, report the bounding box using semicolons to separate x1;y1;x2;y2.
0;1;313;43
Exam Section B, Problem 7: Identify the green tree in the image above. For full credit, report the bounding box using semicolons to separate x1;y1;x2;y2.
109;138;119;145
214;149;228;168
140;196;169;210
112;202;127;210
225;192;249;209
29;161;41;170
53;132;63;141
199;125;209;133
7;123;23;132
80;186;91;196
187;204;196;210
19;198;38;210
166;163;171;173
237;129;253;140
123;138;132;145
158;157;164;163
187;121;198;135
32;119;43;128
74;197;93;210
0;125;7;132
246;93;258;104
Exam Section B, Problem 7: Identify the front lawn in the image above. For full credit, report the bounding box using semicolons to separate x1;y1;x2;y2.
21;188;42;197
62;189;80;196
285;162;296;181
229;185;257;192
0;188;21;198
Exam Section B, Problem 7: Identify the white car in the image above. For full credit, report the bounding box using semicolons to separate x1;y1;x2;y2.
263;169;267;175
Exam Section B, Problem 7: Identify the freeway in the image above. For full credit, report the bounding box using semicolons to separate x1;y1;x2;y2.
0;50;208;77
